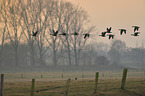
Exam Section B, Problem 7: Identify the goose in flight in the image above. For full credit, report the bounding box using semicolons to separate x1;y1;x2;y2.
31;31;38;37
50;30;58;36
131;32;140;36
106;27;112;33
132;26;140;32
107;34;114;39
59;32;68;36
83;33;90;39
99;32;107;37
119;29;126;35
71;32;79;36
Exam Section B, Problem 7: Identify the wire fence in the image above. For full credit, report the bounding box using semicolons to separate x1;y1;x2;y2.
0;70;145;96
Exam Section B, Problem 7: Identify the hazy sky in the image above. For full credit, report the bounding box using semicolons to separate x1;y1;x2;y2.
66;0;145;47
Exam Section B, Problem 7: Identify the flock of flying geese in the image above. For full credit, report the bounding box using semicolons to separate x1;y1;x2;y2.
98;26;140;39
31;26;140;39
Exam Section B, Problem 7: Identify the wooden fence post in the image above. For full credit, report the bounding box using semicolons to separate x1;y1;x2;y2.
41;74;43;79
30;79;35;96
0;74;4;96
65;78;71;96
62;74;63;78
121;68;128;90
82;74;84;78
21;74;23;78
94;72;99;94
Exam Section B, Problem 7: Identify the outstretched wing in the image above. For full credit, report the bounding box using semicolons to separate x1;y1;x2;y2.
124;30;126;34
84;34;87;39
55;30;58;35
102;32;106;36
133;26;140;32
136;27;140;31
134;27;137;32
134;32;139;36
107;27;112;32
52;30;55;34
109;35;111;39
120;30;123;35
112;35;114;39
88;34;90;37
35;31;38;35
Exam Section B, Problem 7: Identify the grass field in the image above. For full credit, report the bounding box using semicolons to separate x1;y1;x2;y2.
1;70;145;96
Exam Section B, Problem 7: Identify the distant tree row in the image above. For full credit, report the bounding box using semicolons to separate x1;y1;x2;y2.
0;39;145;68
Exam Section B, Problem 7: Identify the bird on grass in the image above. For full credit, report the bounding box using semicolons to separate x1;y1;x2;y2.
107;34;115;39
106;27;112;33
59;32;68;36
99;32;107;37
31;31;38;37
75;77;77;80
131;32;140;36
50;30;59;36
132;26;140;32
119;29;127;35
71;32;79;36
83;33;90;39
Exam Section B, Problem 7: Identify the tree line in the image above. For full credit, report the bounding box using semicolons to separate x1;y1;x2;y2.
0;0;144;67
0;0;95;66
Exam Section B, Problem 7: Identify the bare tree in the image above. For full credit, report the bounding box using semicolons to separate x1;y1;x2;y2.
41;0;63;66
31;0;54;66
19;0;43;66
58;1;75;66
0;0;11;65
0;28;6;66
0;27;6;66
68;8;95;66
4;0;24;66
58;1;95;66
0;0;95;67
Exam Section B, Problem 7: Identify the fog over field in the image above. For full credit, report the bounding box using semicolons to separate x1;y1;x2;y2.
0;0;145;72
0;0;145;96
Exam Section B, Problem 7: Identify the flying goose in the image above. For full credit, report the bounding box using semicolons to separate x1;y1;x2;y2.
71;32;79;35
50;30;58;36
99;32;107;37
59;32;68;36
131;32;140;36
83;33;90;39
106;27;112;33
107;34;115;39
31;31;38;37
119;29;126;35
132;26;140;32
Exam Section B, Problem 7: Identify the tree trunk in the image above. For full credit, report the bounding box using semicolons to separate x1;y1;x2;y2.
39;52;46;66
0;29;5;66
74;47;78;66
15;47;18;66
30;45;35;66
67;47;72;66
52;39;57;66
53;49;57;66
67;39;72;66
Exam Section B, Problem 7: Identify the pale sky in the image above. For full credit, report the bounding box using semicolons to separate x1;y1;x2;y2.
66;0;145;47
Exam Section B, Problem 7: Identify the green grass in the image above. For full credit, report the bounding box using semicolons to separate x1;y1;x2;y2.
3;78;145;96
1;70;145;96
3;70;145;81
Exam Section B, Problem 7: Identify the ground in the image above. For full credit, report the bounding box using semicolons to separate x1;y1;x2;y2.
1;70;145;96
